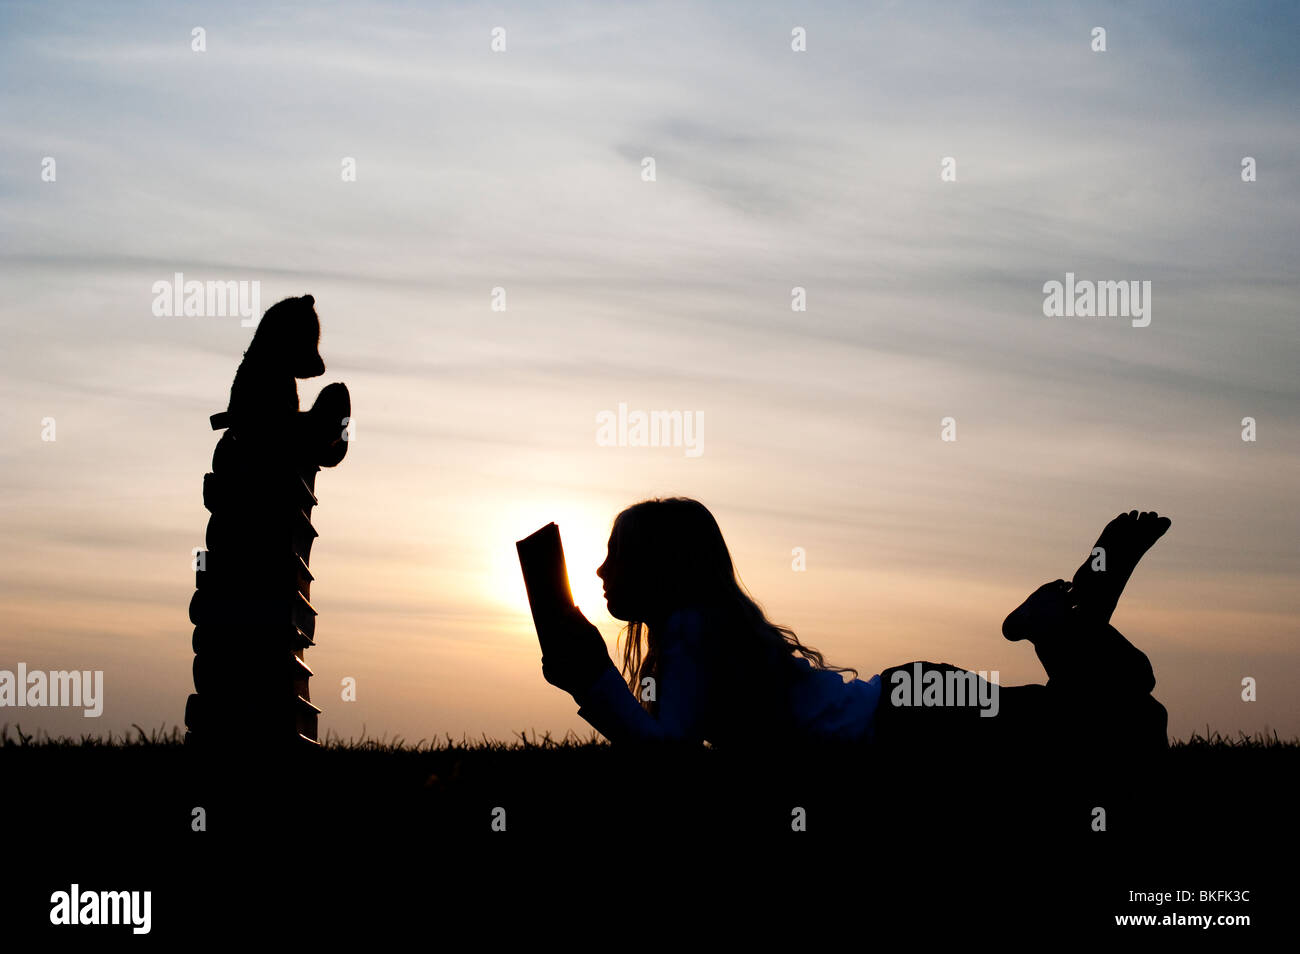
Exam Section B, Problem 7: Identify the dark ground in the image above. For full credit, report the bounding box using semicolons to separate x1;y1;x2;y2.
2;726;1294;939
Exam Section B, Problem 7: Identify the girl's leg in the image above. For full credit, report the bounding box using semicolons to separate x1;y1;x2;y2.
873;662;1167;756
1069;511;1171;625
1003;582;1167;750
1003;579;1156;696
873;662;1053;753
1006;510;1170;681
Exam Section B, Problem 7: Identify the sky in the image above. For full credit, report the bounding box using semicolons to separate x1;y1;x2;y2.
1;0;1296;745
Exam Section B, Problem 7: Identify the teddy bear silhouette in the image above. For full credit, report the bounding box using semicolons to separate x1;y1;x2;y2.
185;294;350;747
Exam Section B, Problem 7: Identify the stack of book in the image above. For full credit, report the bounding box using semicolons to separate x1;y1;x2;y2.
184;413;328;748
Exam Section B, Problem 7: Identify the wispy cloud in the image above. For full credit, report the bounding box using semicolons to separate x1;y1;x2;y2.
1;0;1296;742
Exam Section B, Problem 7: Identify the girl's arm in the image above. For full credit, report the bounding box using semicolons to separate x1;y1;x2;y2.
573;610;707;745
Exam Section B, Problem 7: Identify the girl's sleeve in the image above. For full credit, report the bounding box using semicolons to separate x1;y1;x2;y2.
573;611;707;744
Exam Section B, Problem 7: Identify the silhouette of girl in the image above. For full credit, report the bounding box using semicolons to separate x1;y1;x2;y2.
539;498;1169;756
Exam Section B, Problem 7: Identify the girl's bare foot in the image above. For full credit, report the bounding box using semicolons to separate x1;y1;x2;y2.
1070;511;1171;623
1002;579;1073;642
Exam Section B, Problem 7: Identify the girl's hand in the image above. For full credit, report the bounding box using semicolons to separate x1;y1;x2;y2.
539;606;613;696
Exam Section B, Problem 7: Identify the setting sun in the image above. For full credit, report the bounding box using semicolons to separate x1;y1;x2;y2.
487;498;620;640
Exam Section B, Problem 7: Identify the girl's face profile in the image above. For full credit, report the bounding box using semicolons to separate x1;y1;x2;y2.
596;527;631;620
596;500;715;623
596;517;650;622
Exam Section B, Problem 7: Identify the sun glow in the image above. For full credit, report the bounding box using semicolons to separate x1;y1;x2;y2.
486;497;620;638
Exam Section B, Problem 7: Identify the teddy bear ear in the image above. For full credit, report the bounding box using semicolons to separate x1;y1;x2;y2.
302;294;315;307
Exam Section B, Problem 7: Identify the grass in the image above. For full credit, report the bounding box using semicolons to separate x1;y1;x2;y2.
3;721;1296;810
1171;727;1297;749
4;722;1294;749
0;722;611;750
4;722;1294;846
4;722;1291;930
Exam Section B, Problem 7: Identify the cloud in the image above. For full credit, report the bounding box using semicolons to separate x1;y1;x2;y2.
0;0;1296;742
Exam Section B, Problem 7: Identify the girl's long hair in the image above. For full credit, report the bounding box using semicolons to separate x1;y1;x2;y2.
611;498;856;714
